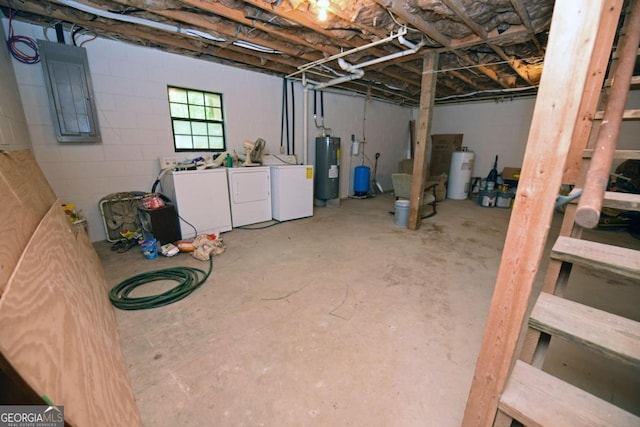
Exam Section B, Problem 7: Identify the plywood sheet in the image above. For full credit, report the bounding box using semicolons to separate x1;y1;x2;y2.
0;202;141;426
0;150;57;292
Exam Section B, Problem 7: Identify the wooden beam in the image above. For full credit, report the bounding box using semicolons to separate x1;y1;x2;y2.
441;0;488;39
374;0;451;47
509;0;545;53
446;70;491;91
583;149;640;159
561;0;623;185
576;0;640;229
4;0;304;74
518;0;621;362
440;0;535;86
179;0;342;54
238;0;418;73
461;2;614;425
408;52;438;230
551;236;640;282
456;52;514;88
499;361;640;426
447;24;535;51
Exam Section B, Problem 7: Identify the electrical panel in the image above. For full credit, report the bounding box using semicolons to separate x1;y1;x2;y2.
38;40;101;143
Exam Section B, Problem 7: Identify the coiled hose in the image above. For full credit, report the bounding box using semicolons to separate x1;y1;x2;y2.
109;257;213;310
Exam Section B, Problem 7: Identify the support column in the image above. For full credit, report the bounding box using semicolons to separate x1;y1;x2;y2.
408;52;438;230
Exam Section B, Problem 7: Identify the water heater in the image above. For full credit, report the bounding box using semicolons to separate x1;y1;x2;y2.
447;150;475;199
315;136;340;200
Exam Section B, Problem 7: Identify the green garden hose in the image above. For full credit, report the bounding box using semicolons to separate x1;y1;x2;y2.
109;257;213;310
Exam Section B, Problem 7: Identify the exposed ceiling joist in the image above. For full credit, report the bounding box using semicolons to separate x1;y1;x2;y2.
1;0;562;105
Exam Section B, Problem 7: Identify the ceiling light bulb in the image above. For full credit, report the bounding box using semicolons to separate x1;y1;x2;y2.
317;0;329;21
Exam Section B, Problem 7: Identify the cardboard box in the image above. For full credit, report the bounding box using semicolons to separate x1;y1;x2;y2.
430;134;463;176
502;167;522;183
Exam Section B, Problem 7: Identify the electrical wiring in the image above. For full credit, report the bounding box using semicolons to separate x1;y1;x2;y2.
109;256;213;310
71;25;98;47
6;9;40;64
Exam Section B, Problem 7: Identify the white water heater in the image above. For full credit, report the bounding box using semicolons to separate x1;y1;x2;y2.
447;151;475;199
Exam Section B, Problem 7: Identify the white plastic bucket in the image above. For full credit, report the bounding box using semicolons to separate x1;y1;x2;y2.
394;200;410;227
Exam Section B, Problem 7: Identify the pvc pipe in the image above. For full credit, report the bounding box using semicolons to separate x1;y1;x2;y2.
288;26;408;77
313;69;364;90
303;75;309;165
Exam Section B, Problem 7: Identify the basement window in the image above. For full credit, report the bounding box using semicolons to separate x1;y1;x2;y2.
167;86;226;152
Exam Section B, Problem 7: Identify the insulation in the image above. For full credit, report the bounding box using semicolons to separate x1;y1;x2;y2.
0;0;568;105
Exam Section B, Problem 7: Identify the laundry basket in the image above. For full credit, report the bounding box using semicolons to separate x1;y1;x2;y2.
99;191;146;242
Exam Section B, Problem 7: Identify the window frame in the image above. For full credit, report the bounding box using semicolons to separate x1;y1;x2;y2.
167;86;226;153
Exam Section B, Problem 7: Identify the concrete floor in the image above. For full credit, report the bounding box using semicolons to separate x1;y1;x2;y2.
96;193;640;426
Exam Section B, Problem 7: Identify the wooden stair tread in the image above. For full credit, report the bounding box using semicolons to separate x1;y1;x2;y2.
603;191;640;211
499;361;640;426
551;236;640;281
530;292;640;366
582;149;640;160
593;108;640;120
606;74;640;87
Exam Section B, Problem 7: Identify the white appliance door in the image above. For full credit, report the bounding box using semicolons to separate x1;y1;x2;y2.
228;168;272;226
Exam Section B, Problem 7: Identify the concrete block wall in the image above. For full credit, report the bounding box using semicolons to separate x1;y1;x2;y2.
3;19;413;241
0;20;31;152
429;91;640;180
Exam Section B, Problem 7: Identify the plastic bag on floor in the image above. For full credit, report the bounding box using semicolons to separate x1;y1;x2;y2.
191;233;226;261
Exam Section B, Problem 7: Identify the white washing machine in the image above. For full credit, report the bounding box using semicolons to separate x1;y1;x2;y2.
162;168;232;238
227;166;272;227
270;165;314;221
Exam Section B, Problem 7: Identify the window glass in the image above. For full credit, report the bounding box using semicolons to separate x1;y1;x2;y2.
167;86;226;152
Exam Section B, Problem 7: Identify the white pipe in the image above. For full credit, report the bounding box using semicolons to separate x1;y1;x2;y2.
56;0;277;54
350;43;424;69
338;58;358;73
398;34;417;50
306;32;422;91
288;26;408;78
314;69;364;90
303;74;309;165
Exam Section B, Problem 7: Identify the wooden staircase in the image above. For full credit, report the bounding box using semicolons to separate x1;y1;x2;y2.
462;1;640;426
